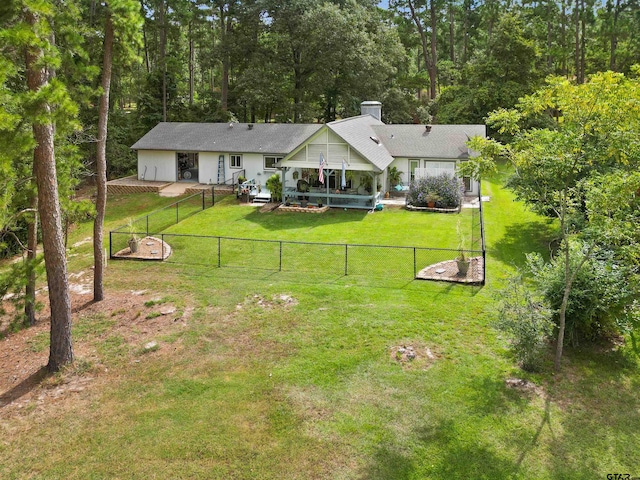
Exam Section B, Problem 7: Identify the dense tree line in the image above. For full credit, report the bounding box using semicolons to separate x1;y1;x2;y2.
1;0;638;371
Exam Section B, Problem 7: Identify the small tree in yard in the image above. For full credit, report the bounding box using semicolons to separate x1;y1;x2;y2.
494;276;554;372
463;71;640;371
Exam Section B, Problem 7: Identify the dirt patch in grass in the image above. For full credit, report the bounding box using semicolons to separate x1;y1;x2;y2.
505;377;544;397
390;342;441;370
0;279;190;419
235;294;298;312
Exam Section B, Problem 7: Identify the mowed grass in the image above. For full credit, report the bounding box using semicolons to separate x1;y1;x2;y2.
1;170;639;479
166;195;475;249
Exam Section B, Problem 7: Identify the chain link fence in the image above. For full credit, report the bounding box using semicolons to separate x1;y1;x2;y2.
109;188;220;256
109;186;486;284
146;234;483;283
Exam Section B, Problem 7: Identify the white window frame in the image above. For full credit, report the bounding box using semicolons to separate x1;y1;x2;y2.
230;154;242;169
409;159;420;182
264;155;282;170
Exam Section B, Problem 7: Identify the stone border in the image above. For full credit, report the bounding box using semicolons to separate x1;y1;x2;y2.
184;185;234;195
278;205;330;214
406;204;461;213
106;176;172;195
112;236;172;261
415;256;484;284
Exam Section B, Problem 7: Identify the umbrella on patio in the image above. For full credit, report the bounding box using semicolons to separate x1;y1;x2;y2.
341;159;346;189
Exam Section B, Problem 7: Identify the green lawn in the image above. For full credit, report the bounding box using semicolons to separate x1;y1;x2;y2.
166;195;474;250
152;193;480;281
1;170;639;479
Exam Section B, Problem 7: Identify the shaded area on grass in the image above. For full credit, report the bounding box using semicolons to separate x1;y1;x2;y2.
490;220;557;269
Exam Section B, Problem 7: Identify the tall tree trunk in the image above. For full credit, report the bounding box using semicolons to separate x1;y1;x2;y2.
94;12;114;303
429;0;438;99
25;10;73;372
462;0;469;63
158;0;167;121
609;0;621;70
561;0;567;75
219;5;231;112
408;0;437;100
448;0;455;63
24;191;38;326
580;0;586;83
141;0;150;73
574;0;582;83
189;22;195;106
293;48;303;123
547;2;553;70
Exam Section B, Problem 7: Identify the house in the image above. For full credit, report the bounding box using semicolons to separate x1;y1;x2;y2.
131;102;485;209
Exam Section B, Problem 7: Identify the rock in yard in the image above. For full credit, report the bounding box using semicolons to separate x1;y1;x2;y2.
144;341;158;351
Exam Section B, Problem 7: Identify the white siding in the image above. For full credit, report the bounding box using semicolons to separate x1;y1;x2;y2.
281;126;374;171
198;152;219;184
138;150;176;182
196;152;280;187
389;157;480;195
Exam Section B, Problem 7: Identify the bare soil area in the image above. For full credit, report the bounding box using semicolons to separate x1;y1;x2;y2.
0;275;191;419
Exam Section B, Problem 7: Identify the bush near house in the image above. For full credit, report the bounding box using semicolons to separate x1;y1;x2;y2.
266;174;282;202
407;173;463;208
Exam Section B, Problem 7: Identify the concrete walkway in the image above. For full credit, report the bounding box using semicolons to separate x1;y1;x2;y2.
159;182;191;197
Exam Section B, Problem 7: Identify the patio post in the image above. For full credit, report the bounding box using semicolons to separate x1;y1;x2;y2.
281;167;288;202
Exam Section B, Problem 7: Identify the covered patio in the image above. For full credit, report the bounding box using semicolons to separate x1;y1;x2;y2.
280;167;383;210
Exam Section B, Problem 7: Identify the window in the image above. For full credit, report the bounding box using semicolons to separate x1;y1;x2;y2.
423;161;455;177
264;156;282;170
464;176;472;192
230;154;242;168
409;159;420;182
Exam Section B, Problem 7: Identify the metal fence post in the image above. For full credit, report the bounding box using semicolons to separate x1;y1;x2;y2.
217;237;221;268
344;244;348;276
146;216;149;236
212;186;215;207
413;247;417;278
279;241;283;271
202;190;205;210
109;231;112;258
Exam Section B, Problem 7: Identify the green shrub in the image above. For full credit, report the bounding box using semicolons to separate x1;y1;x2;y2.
527;243;634;345
494;276;553;372
407;173;463;208
266;174;282;202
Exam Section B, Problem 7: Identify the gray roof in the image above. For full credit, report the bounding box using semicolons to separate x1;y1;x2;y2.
131;122;323;155
371;124;486;159
327;115;395;171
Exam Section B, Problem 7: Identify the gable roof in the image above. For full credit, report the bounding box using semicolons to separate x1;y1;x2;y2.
371;124;486;159
327;115;395;171
131;122;323;155
131;120;486;169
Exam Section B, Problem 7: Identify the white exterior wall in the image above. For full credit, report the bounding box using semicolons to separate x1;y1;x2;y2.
138;150;177;182
389;157;480;196
197;152;282;187
283;128;373;172
198;152;219;184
